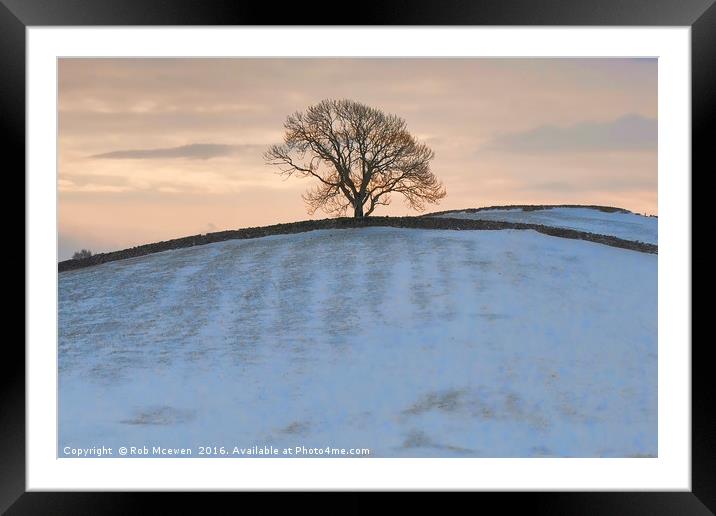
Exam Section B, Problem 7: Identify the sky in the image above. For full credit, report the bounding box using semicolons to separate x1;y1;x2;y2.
58;58;657;259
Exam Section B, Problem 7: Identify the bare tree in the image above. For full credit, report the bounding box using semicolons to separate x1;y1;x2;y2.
72;249;92;260
265;99;446;218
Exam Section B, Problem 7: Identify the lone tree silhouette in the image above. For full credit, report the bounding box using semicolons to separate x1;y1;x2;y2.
265;99;446;218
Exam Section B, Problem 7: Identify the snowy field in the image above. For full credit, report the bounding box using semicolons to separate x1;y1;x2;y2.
59;225;657;457
434;207;657;245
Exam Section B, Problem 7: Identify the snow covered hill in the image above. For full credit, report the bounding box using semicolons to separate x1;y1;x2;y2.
433;206;657;245
59;217;657;458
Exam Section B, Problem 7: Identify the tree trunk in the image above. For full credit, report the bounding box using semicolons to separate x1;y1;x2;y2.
354;202;364;218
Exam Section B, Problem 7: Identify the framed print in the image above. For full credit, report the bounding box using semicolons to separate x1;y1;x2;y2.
6;0;709;513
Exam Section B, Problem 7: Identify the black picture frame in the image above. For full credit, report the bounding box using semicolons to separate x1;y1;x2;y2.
5;0;708;513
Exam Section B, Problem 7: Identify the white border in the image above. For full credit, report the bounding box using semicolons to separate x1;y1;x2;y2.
27;27;691;491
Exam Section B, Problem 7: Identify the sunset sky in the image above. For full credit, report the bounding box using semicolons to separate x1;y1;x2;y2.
58;58;657;259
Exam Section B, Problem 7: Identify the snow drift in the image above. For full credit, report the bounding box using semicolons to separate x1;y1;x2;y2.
434;206;657;244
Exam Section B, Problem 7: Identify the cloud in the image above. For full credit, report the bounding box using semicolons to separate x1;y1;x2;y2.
487;114;657;153
59;174;134;193
91;143;244;160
